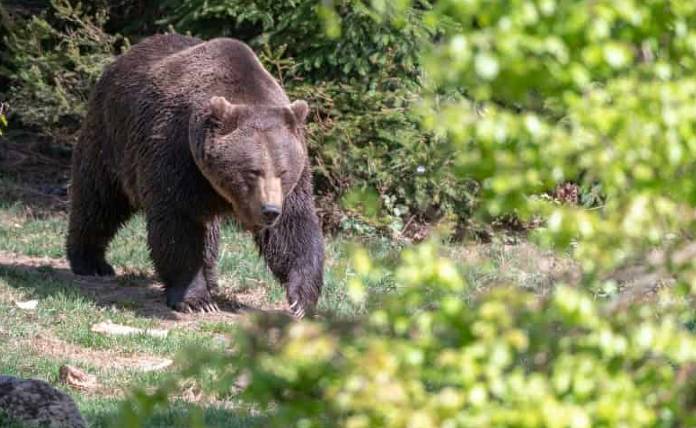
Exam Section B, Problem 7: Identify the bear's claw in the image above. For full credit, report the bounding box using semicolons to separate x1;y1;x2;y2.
173;298;219;313
289;300;306;319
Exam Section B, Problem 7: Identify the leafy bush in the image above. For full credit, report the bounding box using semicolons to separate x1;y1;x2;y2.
159;0;431;85
421;0;696;278
287;80;474;233
1;0;125;134
122;242;696;427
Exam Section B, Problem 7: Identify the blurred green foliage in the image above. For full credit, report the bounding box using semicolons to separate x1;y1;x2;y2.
419;0;696;278
123;243;696;427
0;102;7;135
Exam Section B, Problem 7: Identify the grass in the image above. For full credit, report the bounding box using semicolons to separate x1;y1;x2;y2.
0;200;572;427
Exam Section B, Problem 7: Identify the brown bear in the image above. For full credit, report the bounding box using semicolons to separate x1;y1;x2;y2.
66;33;324;317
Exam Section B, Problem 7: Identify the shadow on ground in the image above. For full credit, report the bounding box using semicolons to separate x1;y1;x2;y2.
0;256;255;322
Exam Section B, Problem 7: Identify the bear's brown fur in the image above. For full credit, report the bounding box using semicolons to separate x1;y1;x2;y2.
66;34;324;316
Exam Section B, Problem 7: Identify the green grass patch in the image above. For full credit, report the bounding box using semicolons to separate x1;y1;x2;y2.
79;398;263;428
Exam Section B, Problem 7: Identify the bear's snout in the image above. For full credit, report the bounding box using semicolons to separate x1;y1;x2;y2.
261;204;281;226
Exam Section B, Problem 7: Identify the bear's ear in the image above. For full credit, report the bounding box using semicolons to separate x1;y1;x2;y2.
289;100;309;124
208;96;243;131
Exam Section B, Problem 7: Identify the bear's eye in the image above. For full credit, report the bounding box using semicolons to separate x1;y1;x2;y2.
245;169;262;180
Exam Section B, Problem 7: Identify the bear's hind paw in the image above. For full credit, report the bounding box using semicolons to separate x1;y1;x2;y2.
70;258;115;277
173;299;220;314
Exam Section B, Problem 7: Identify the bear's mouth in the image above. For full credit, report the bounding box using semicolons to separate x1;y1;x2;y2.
260;219;280;230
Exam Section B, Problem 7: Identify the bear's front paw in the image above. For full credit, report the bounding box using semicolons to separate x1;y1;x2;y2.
289;300;306;319
290;300;314;320
286;285;319;319
166;288;219;313
174;298;220;313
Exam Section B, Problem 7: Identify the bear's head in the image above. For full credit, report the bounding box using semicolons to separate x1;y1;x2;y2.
190;96;309;230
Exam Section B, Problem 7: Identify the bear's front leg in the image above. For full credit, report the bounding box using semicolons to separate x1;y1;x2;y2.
255;182;324;318
146;212;219;313
203;219;221;293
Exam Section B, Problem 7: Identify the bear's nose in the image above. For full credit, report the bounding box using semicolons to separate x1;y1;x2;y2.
261;204;281;225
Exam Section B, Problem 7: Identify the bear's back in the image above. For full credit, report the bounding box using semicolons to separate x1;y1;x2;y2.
95;33;203;101
157;37;286;104
99;34;288;110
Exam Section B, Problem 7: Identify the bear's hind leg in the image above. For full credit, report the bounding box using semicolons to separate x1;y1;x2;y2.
66;168;133;276
146;212;218;313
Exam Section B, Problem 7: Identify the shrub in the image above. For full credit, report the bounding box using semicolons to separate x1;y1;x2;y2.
159;0;431;86
1;0;125;135
287;80;474;234
420;0;696;278
121;242;696;427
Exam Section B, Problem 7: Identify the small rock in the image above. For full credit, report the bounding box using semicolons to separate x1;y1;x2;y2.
90;319;168;338
58;365;99;391
136;357;173;372
15;300;38;310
